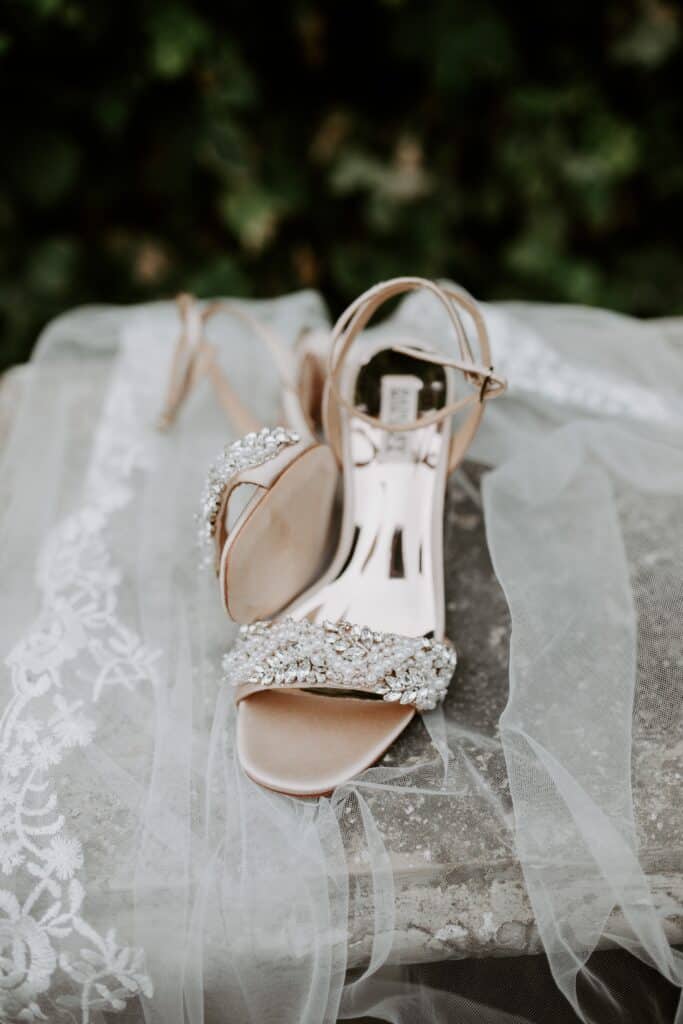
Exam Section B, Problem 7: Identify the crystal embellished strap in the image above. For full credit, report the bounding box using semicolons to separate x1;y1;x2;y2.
198;425;300;553
223;618;457;711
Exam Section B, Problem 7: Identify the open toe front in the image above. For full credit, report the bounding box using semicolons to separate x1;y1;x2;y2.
237;690;414;797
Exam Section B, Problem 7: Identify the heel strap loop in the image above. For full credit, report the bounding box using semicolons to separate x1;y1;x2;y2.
322;277;506;473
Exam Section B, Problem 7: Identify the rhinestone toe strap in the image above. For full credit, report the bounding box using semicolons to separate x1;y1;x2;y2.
223;618;457;711
198;426;300;552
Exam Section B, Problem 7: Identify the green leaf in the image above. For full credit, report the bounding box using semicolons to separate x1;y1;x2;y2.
146;5;210;78
218;185;284;253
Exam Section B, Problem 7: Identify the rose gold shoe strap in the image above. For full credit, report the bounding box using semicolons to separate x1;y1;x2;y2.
322;277;507;474
158;293;312;438
157;293;206;430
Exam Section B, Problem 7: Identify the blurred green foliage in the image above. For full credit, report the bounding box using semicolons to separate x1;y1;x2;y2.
1;0;682;368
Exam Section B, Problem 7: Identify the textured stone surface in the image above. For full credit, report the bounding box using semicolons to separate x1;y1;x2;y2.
1;366;681;999
341;466;683;967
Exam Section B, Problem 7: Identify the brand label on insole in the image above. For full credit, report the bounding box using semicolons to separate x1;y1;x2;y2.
380;375;422;461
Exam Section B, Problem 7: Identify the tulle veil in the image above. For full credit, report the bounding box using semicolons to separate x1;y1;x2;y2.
1;286;682;1022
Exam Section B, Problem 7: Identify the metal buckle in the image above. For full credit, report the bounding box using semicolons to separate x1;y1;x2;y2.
479;366;494;402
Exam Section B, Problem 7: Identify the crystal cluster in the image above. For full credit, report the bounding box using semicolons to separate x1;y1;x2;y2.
198;426;300;552
223;617;456;711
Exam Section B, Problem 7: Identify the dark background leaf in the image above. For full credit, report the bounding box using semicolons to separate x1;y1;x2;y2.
1;0;681;369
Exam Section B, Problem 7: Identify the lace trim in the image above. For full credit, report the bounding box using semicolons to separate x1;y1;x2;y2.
0;366;156;1021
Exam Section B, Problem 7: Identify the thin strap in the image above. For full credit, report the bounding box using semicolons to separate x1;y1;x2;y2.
157;294;205;430
322;277;506;472
202;299;297;393
329;342;505;433
158;294;309;438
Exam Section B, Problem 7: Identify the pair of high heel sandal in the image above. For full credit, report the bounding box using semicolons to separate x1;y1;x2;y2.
160;277;506;797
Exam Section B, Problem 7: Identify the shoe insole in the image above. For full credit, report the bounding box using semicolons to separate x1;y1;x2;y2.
222;444;338;623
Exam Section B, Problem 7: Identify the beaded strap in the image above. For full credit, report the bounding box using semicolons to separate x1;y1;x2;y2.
224;618;457;712
198;426;300;554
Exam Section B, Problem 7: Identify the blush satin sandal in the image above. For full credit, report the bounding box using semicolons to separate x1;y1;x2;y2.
160;293;339;620
218;277;506;796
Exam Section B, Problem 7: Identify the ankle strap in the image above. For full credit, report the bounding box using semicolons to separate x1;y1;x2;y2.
158;294;312;439
322;277;506;473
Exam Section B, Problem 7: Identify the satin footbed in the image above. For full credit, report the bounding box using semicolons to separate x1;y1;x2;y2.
237;690;415;797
